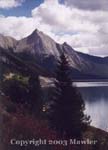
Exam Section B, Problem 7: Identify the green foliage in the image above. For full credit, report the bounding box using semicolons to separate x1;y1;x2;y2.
1;73;43;116
48;53;91;138
1;74;28;104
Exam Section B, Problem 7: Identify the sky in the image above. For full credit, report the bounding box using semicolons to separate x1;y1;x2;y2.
0;0;108;56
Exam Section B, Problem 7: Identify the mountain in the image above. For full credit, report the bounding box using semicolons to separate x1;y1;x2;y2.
0;29;108;79
15;29;60;56
0;34;17;50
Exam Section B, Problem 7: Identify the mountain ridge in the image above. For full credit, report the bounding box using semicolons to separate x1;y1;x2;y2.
0;29;108;79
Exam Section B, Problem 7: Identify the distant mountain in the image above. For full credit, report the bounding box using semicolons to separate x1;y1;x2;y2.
0;29;108;79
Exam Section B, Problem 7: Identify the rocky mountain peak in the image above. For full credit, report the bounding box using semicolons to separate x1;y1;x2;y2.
28;29;42;39
1;29;108;78
15;29;60;56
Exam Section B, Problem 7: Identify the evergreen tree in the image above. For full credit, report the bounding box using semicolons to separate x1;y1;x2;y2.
1;74;43;116
48;52;90;139
28;75;43;116
1;48;44;116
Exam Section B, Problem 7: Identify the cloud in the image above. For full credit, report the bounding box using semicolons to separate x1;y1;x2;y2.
0;16;37;39
0;0;24;9
65;0;108;11
0;0;108;56
32;0;108;56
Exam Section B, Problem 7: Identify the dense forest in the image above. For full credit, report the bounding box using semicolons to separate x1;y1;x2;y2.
0;48;108;150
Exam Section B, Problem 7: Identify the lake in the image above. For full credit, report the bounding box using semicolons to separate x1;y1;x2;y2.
75;82;108;132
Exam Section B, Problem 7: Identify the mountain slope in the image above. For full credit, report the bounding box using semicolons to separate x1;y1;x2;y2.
15;29;60;56
0;34;17;50
0;29;108;79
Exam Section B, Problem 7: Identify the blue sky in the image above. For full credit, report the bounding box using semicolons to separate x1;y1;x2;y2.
0;0;43;17
0;0;107;56
0;0;64;17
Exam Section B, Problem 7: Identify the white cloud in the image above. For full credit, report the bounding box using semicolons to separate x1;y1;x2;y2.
0;0;108;56
65;0;108;11
0;16;37;39
0;0;24;9
32;1;99;33
31;0;108;56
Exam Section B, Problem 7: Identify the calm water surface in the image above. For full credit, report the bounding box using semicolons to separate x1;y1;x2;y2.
75;82;108;131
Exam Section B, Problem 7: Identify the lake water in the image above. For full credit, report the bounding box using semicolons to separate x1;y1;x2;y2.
75;82;108;132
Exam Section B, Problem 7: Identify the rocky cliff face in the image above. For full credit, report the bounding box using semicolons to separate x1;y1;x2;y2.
15;29;60;57
0;34;17;50
0;29;108;78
